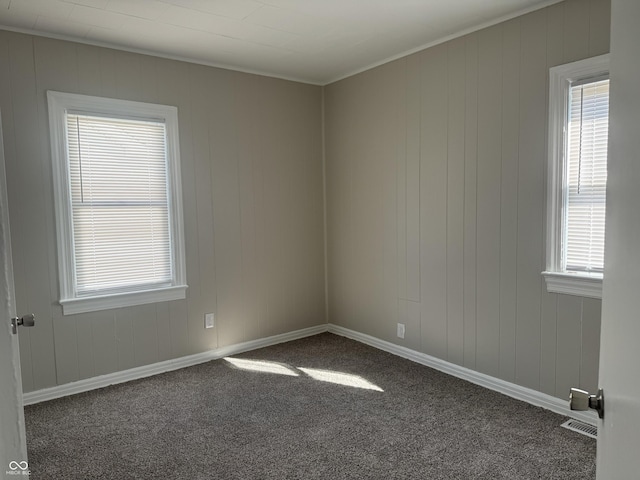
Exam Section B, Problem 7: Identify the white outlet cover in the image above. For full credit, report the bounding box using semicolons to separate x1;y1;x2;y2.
205;313;215;329
397;323;405;339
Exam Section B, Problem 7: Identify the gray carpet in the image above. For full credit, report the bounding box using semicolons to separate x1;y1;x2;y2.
25;333;596;479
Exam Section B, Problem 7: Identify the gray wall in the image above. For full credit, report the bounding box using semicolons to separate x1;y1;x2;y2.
324;0;610;400
0;31;325;393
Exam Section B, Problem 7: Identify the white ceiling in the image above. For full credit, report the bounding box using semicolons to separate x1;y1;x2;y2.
0;0;560;85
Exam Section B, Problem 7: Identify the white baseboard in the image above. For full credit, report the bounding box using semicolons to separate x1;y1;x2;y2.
327;324;598;426
22;324;327;406
23;321;598;427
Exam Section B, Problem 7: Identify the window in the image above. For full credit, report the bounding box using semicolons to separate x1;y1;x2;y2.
48;91;187;315
544;54;609;299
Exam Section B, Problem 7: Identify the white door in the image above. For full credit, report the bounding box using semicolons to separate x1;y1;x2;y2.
0;115;28;471
596;0;640;477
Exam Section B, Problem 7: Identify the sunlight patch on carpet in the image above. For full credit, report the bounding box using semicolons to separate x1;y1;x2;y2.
298;367;384;391
224;357;383;391
224;357;300;376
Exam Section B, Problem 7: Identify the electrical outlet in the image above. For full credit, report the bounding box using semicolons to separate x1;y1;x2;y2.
397;323;405;339
205;313;215;329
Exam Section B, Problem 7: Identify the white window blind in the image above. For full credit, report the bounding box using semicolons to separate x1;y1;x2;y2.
66;113;173;294
564;79;609;273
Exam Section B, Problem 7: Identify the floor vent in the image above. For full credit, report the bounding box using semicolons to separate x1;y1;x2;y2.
561;419;598;439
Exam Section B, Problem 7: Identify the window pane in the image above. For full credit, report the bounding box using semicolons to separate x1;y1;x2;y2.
564;79;609;273
68;115;168;204
66;113;173;294
72;206;171;292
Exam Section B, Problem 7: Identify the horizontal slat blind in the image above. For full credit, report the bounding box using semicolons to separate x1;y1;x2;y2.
564;79;609;273
66;113;172;294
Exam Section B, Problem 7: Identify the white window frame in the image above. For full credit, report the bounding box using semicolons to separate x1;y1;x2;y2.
48;91;187;315
543;54;609;299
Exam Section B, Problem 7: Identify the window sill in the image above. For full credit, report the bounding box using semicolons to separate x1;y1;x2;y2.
60;285;188;315
542;271;602;299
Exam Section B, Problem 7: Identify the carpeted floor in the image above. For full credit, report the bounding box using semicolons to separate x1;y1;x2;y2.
25;333;596;479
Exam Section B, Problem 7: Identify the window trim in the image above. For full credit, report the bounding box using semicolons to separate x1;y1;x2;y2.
48;91;187;315
543;54;609;299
